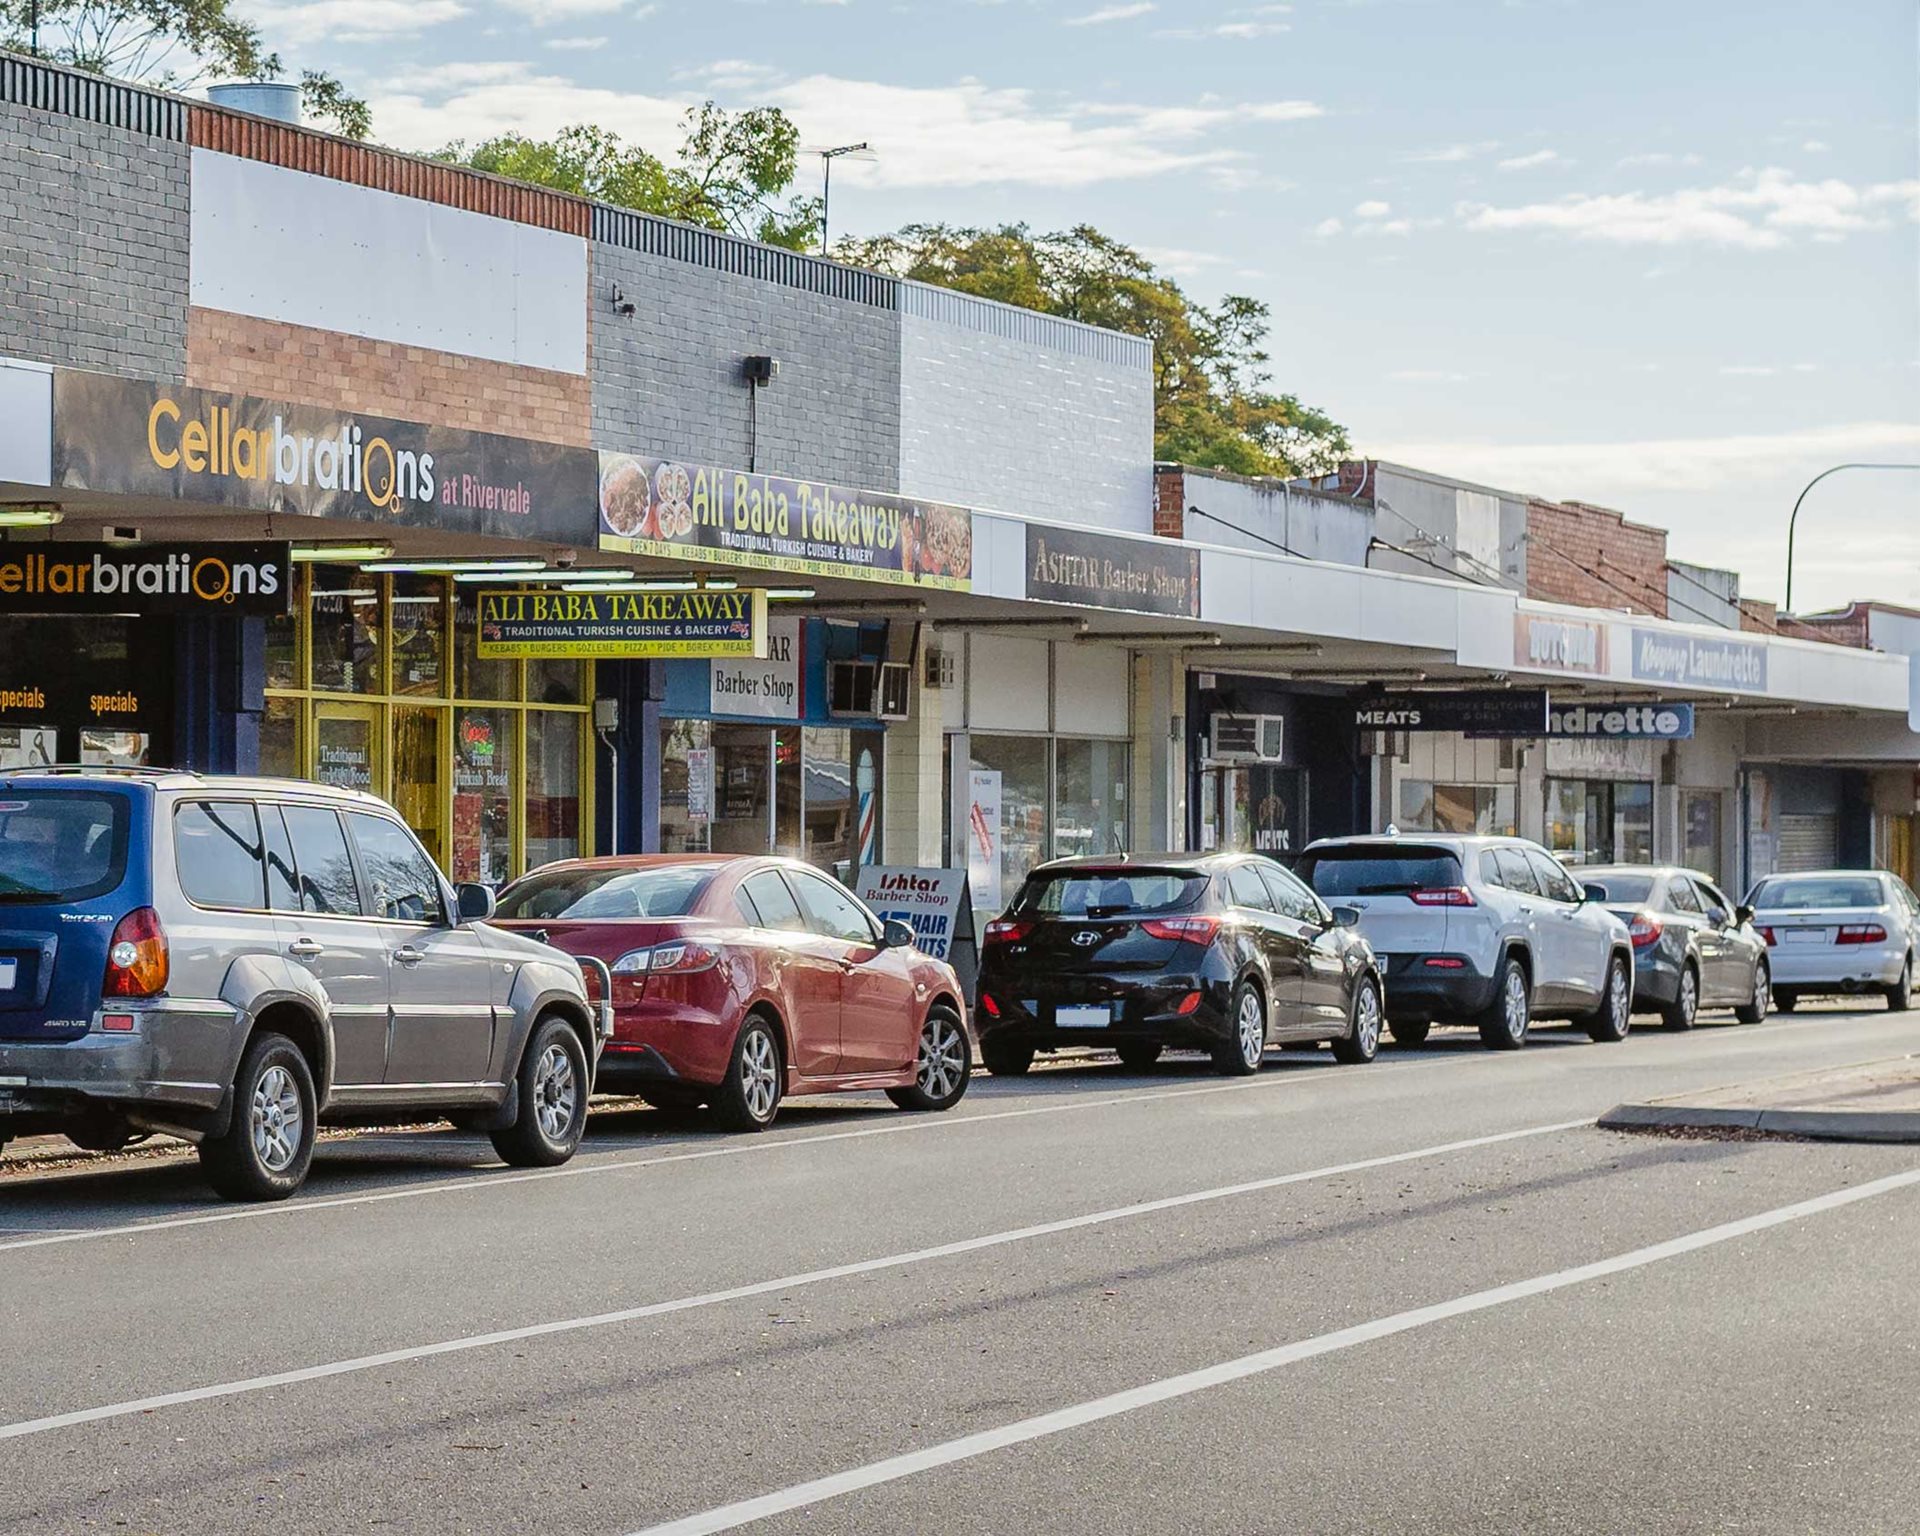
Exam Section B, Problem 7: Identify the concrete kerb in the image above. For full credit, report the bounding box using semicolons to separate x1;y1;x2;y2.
1600;1053;1920;1144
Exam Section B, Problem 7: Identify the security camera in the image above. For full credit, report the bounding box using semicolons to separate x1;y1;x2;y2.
610;283;635;318
553;549;578;569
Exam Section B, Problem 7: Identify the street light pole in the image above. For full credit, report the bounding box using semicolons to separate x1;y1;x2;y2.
817;142;871;257
1784;463;1920;612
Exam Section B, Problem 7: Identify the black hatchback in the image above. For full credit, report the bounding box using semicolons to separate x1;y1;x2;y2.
974;854;1384;1077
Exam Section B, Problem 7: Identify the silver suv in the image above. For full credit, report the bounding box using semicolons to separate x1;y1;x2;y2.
0;770;609;1199
1298;834;1633;1049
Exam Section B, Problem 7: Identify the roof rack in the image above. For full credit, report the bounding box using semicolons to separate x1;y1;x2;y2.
0;763;199;779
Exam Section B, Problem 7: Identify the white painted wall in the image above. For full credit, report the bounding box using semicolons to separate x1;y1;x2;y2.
190;150;588;376
0;358;51;485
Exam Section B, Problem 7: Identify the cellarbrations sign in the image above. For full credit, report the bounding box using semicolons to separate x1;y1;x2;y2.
0;542;290;616
51;370;599;546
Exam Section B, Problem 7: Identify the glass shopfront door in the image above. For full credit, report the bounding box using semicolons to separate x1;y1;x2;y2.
314;703;382;795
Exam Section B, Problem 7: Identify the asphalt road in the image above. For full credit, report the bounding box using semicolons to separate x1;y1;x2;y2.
4;1004;1919;1535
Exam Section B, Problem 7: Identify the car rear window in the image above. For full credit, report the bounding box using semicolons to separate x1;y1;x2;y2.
1749;875;1884;911
1014;870;1208;918
496;865;713;920
1300;847;1463;898
0;791;129;903
1587;873;1655;903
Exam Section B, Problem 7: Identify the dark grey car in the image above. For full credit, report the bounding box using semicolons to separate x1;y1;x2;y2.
1581;865;1769;1030
0;770;610;1200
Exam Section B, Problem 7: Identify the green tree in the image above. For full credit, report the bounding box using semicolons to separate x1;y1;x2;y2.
838;222;1349;478
0;0;371;138
438;104;821;252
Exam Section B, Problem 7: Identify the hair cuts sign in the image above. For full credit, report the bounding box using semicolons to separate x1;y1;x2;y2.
597;454;973;591
0;542;289;615
475;588;769;659
51;370;599;544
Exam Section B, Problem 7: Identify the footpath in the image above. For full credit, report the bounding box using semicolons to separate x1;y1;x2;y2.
1602;1054;1920;1143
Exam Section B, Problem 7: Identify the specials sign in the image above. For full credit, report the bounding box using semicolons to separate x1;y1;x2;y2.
51;371;599;545
599;453;973;591
1026;524;1201;617
0;542;289;616
476;588;769;659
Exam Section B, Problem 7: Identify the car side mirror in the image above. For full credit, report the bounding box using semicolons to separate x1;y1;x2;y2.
1581;883;1607;904
1734;903;1755;926
882;918;916;950
456;882;496;923
1329;905;1362;929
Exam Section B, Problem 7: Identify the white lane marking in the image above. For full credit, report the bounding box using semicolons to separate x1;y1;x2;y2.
0;1054;1471;1255
629;1163;1920;1536
0;1117;1585;1443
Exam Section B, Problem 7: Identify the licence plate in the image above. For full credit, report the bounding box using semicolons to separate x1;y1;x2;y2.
1057;1003;1113;1028
0;959;15;990
1782;929;1829;945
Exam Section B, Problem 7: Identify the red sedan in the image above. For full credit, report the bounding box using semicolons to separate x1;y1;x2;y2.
491;855;971;1131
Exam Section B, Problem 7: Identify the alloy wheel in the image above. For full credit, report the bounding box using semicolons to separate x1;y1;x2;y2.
532;1040;577;1144
1610;961;1631;1033
1679;967;1696;1024
918;1015;966;1100
1755;964;1769;1013
1503;966;1528;1042
1237;988;1265;1068
741;1027;781;1122
1354;981;1381;1055
250;1064;304;1174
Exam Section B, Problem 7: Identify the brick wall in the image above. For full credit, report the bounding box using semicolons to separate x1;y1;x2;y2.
187;309;592;445
0;99;187;378
590;241;901;489
1739;597;1779;633
1525;499;1669;616
1153;466;1186;538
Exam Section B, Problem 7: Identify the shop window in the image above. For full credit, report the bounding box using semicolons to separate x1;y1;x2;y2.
967;735;1049;913
1400;780;1516;837
711;725;772;855
1547;779;1653;866
259;696;299;779
529;658;584;706
526;710;582;869
1055;739;1129;861
390;576;446;697
803;727;853;874
452;708;515;885
310;566;381;694
314;708;379;793
453;587;516;702
661;718;714;854
1682;790;1723;882
265;604;300;690
773;727;804;858
393;706;445;869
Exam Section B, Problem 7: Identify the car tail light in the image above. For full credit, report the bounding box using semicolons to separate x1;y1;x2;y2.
1142;915;1222;944
1627;911;1664;949
611;941;719;975
979;992;1002;1018
1837;923;1888;945
1409;887;1475;907
103;908;168;998
1174;991;1202;1015
1757;925;1777;947
983;918;1033;946
1422;957;1466;969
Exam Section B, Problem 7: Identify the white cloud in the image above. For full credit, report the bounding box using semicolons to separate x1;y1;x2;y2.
1616;150;1703;168
1403;140;1499;164
1496;148;1563;171
373;64;1319;189
1311;216;1343;237
543;32;606;46
1802;139;1830;153
1353;198;1391;217
1459;167;1920;249
239;0;465;41
495;0;636;19
1064;1;1154;22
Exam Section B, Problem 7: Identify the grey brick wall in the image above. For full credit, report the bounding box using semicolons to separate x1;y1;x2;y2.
0;100;188;379
591;241;902;491
898;284;1155;532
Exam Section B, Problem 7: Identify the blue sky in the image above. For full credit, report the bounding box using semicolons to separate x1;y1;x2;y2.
240;0;1918;613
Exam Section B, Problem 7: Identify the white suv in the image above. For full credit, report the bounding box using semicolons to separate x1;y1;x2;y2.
1298;835;1633;1049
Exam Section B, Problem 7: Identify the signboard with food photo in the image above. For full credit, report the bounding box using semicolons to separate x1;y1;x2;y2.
598;454;973;592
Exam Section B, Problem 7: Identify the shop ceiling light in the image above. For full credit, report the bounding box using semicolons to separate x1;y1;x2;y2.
701;577;740;591
0;507;65;527
451;567;607;584
559;578;699;594
765;587;817;600
290;541;396;563
360;558;548;574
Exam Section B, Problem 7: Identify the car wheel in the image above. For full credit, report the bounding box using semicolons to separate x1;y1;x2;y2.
491;1016;591;1166
980;1037;1035;1077
711;1016;784;1132
1886;957;1913;1013
1330;974;1382;1065
1212;980;1266;1076
198;1032;317;1202
1735;959;1770;1024
1660;962;1699;1032
1477;955;1530;1050
1387;1017;1431;1047
1115;1041;1164;1071
1773;987;1799;1014
1585;954;1632;1043
888;1006;971;1112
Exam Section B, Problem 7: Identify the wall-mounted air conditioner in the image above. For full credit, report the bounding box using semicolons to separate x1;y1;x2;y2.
830;660;912;721
1209;712;1285;764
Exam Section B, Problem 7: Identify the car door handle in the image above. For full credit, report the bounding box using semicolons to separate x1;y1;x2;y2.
393;946;425;966
288;938;324;959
